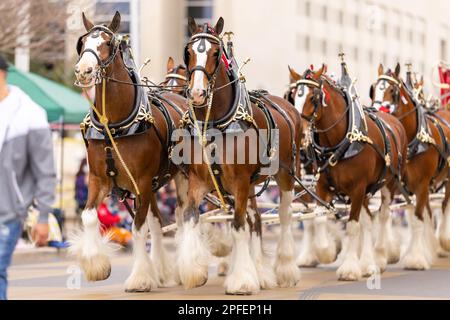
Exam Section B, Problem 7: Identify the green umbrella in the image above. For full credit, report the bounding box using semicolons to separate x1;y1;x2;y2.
7;65;89;124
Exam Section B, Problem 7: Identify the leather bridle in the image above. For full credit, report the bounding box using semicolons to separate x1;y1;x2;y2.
184;30;224;105
75;25;119;87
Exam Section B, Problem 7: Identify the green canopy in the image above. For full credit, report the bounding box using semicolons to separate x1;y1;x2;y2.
7;65;89;123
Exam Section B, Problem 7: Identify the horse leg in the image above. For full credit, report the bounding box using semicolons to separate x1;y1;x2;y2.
224;179;259;295
296;219;319;267
312;184;337;264
69;175;114;281
125;193;159;292
336;187;364;281
176;174;210;289
248;197;277;289
439;179;450;251
374;187;400;272
402;185;431;270
359;203;378;277
148;193;175;287
274;190;301;287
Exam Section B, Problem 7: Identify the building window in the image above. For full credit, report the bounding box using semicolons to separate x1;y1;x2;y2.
95;0;131;33
354;14;359;29
382;23;388;37
338;10;344;26
441;39;448;61
185;0;213;37
322;6;328;20
353;47;359;61
305;36;311;51
305;1;311;17
322;39;327;55
368;50;373;63
395;26;401;40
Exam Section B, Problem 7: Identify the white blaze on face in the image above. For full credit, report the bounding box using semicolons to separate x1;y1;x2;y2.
294;84;310;113
373;80;387;108
75;32;106;83
191;39;212;99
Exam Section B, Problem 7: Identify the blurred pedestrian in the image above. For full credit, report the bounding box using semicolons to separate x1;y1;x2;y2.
75;158;88;215
0;56;56;300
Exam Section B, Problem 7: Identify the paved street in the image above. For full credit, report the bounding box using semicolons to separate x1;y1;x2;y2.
8;232;450;300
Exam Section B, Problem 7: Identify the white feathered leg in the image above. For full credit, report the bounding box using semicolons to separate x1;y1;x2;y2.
402;211;430;270
374;188;399;271
313;215;337;264
69;208;116;281
148;215;175;287
224;225;260;295
337;220;362;281
274;191;301;287
423;212;438;265
439;199;450;251
359;208;378;277
176;218;210;289
247;207;276;289
296;219;319;267
125;219;159;292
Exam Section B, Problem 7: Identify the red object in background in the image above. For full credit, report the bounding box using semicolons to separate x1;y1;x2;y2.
438;66;450;106
97;203;121;228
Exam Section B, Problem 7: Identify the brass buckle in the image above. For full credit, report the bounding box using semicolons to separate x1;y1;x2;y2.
329;154;338;167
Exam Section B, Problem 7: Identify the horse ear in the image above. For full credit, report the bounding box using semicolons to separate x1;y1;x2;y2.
419;75;424;86
167;57;175;72
378;63;384;76
313;64;327;79
82;12;94;31
214;17;224;35
108;11;121;33
188;17;198;36
394;62;401;78
369;84;375;100
288;65;301;81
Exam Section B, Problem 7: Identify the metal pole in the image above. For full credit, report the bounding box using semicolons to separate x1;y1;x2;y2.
130;0;140;67
59;116;64;212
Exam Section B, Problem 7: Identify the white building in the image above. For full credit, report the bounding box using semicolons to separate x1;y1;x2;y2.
67;0;450;104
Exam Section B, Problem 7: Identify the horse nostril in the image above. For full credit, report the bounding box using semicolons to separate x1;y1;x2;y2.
86;67;93;75
200;90;207;98
75;66;80;74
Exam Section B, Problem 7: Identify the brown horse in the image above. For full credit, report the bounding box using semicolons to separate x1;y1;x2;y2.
411;73;450;253
285;66;343;268
288;65;408;280
162;57;187;96
177;17;302;294
371;63;450;269
71;11;188;292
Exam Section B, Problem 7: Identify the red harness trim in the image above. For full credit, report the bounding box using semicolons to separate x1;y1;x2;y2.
222;53;230;70
379;106;390;113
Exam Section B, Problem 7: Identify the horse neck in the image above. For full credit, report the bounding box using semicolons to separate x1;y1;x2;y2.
194;63;232;122
315;82;348;147
95;54;135;124
397;88;418;142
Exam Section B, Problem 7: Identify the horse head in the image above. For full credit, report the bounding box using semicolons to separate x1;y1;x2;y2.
165;57;187;96
184;16;224;107
288;64;330;122
370;63;412;116
74;11;121;87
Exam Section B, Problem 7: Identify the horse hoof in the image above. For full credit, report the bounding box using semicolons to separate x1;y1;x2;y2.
296;253;319;268
402;254;430;270
181;273;208;289
337;260;362;281
80;254;111;281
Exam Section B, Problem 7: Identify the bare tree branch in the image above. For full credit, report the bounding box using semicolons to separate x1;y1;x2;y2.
0;0;69;63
